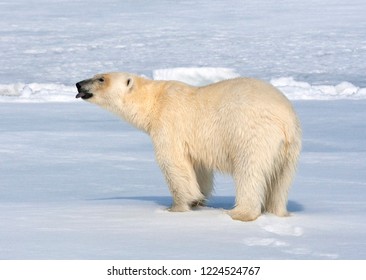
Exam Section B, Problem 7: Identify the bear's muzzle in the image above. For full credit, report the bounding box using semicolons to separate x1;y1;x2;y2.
76;80;93;99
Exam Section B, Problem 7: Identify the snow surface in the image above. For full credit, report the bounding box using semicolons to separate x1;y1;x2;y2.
0;0;366;260
1;102;365;260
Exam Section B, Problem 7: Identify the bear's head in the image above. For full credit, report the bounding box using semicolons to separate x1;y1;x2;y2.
76;72;155;132
76;72;134;107
76;72;140;119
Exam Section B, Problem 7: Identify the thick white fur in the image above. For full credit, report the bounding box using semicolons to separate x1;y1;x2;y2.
81;72;302;221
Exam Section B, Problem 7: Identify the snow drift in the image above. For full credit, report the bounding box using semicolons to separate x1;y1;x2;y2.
152;67;240;86
1;68;365;103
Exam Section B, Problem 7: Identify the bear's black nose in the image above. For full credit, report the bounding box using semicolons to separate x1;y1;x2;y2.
76;82;82;91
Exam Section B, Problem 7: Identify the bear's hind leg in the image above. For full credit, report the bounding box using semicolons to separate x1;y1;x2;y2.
228;183;263;221
228;156;267;222
228;172;264;222
265;132;301;217
265;165;291;217
265;153;299;217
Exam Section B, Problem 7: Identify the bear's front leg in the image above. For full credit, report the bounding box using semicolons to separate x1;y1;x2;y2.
157;156;205;212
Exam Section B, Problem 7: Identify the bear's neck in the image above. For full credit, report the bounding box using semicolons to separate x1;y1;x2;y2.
119;79;166;135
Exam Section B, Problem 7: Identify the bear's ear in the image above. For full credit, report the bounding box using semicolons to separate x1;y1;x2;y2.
126;77;133;89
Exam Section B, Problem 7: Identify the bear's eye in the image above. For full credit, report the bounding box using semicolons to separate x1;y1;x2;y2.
98;77;105;83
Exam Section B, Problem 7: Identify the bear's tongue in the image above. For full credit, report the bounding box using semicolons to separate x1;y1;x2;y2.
75;92;93;99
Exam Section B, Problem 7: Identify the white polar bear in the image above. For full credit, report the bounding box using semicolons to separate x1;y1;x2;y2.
76;72;301;221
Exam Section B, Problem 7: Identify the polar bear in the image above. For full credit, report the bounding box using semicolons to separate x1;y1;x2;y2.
76;72;301;221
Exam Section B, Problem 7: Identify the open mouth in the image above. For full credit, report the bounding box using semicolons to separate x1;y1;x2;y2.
75;91;93;100
76;80;94;100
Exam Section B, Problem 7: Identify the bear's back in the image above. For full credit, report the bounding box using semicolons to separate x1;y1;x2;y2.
191;78;294;121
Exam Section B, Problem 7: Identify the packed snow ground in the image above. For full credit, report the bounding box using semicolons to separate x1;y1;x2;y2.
0;0;366;260
0;101;365;259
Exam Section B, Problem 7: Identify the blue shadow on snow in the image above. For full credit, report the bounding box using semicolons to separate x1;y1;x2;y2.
92;196;304;212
